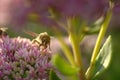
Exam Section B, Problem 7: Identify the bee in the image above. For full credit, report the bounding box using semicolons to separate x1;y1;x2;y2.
24;31;51;50
0;27;8;37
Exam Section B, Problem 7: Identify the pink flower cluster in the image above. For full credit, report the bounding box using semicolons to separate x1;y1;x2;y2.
0;36;52;80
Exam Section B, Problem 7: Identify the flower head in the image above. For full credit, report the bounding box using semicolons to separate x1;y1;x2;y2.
0;0;109;28
0;36;52;80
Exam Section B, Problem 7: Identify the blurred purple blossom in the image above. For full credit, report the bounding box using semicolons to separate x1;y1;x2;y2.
0;36;52;80
0;0;110;28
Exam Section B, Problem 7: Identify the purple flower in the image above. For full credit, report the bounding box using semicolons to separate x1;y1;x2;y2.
0;0;109;28
0;36;52;80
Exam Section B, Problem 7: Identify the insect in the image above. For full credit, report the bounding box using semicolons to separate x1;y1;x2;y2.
0;27;8;37
24;31;51;50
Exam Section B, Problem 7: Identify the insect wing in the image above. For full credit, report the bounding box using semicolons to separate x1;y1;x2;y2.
24;30;39;37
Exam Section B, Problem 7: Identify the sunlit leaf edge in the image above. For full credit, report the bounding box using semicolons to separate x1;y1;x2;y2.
93;35;112;79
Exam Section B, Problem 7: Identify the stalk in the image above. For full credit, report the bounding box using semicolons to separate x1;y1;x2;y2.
86;3;113;79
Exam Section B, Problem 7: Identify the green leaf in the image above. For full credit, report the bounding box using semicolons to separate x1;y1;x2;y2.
52;54;79;76
93;35;112;79
91;16;104;28
84;16;104;35
49;70;61;80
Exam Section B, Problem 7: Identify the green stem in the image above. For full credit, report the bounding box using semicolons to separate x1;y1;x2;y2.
91;9;112;64
86;7;112;80
57;34;76;66
67;17;86;80
69;33;86;80
53;25;76;66
69;33;83;67
67;17;84;67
